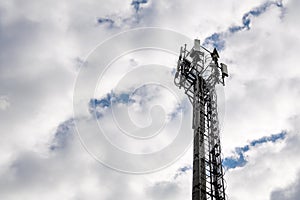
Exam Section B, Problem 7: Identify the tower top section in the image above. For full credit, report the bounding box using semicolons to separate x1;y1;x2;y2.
174;39;229;103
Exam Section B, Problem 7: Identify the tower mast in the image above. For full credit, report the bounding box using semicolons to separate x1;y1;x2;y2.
174;39;228;200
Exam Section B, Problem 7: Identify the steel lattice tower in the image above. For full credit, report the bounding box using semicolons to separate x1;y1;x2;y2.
174;39;228;200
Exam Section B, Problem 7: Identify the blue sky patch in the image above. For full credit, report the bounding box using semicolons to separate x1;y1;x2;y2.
89;87;186;121
174;165;192;179
174;131;287;179
203;33;225;51
223;131;287;170
89;92;133;118
131;0;148;12
203;0;284;51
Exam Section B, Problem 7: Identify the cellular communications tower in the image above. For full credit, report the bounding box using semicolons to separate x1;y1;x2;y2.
174;39;228;200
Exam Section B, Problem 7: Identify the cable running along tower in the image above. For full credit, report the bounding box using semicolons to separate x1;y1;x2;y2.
174;39;228;200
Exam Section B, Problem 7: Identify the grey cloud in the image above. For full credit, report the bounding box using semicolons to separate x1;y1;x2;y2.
147;181;180;200
0;95;10;110
0;126;142;200
270;171;300;200
1;0;300;200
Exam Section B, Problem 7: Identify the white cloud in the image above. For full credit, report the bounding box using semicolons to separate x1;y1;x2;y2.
1;0;300;199
0;96;10;110
225;116;300;200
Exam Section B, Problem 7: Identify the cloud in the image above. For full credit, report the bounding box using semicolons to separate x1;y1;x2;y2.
89;85;187;121
0;96;10;110
219;0;300;153
173;165;192;179
131;0;149;13
97;17;115;27
147;181;180;200
1;0;300;199
96;0;150;28
225;116;300;200
223;132;286;170
203;0;285;50
270;171;300;200
49;119;75;151
89;92;131;118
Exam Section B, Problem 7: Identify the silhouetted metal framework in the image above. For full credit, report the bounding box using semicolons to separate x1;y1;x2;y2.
174;39;228;200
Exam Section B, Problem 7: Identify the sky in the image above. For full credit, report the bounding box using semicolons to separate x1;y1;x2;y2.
0;0;300;199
